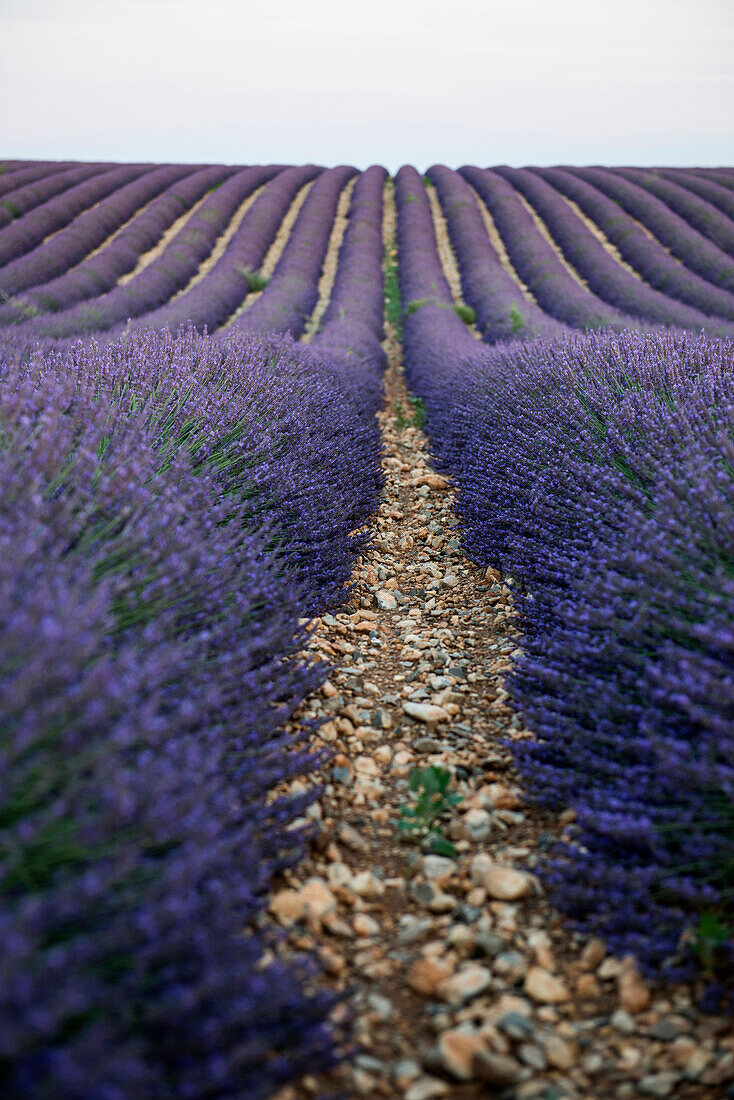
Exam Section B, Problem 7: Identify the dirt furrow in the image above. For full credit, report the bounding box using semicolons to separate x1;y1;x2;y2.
166;180;271;301
514;191;591;291
425;185;483;340
466;182;539;306
302;176;356;342
220;178;315;329
117;189;213;285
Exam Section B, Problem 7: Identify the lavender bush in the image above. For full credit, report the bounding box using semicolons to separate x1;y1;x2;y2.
658;168;734;221
396;179;734;988
461;167;637;330
17;166;280;338
0;164;194;297
0;165;149;266
0;166;235;324
427;165;566;342
0;318;386;1094
615;167;734;256
571;167;734;294
0;161;76;200
123;165;319;335
0;162;105;228
310;164;388;412
235;165;356;337
534;167;734;320
493;166;734;336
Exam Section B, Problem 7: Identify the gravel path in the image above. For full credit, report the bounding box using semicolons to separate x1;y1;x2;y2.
268;332;733;1100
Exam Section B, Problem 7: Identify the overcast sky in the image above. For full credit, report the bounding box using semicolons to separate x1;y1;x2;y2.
1;0;732;171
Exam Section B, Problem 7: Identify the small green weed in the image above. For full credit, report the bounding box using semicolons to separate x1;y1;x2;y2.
393;396;426;431
237;267;269;292
692;912;731;972
509;303;525;334
408;395;426;429
405;297;431;318
398;766;462;856
454;303;476;325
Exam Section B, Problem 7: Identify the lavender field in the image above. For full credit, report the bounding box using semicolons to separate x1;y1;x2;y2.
1;158;732;1099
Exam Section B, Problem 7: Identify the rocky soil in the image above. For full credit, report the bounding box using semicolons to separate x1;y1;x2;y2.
268;342;733;1099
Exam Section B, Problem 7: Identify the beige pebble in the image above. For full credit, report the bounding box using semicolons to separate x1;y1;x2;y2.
407;957;455;997
524;966;570;1003
437;1029;487;1080
482;864;532;902
618;955;651;1014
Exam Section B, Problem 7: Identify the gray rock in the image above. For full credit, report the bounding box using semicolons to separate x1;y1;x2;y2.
518;1042;547;1071
638;1072;681;1097
498;1011;536;1041
648;1018;682;1041
610;1009;636;1034
475;931;510;958
494;951;528;984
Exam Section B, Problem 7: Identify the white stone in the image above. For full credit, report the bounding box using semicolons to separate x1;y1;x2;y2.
403;701;450;724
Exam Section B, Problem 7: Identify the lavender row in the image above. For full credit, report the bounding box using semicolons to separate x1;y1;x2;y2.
461;167;639;331
235;165;356;338
0;321;384;1095
570;167;734;294
395;165;484;391
0;165;235;324
0;161;77;200
692;168;734;193
428;165;569;341
612;167;734;258
533;167;734;321
19;166;279;338
0;164;196;296
310;164;388;412
0;162;108;228
394;199;734;990
0;164;153;269
658;168;734;221
494;166;734;336
125;165;319;335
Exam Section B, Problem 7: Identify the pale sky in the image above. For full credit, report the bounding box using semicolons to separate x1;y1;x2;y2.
1;0;732;171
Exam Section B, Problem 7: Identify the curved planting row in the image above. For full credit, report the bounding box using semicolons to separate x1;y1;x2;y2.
19;166;278;337
0;161;76;200
0;164;195;297
461;167;639;331
0;165;235;324
235;165;356;338
428;165;568;341
658;167;734;221
692;167;734;193
310;164;388;412
0;162;107;229
494;165;734;336
571;167;734;294
124;165;319;335
534;167;734;320
395;184;734;989
0;321;383;1097
395;165;481;381
0;164;153;267
612;167;734;259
